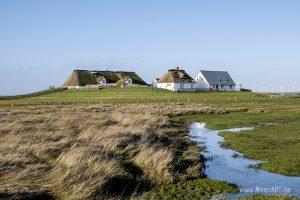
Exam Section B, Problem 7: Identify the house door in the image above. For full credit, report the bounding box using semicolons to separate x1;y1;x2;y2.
216;85;219;90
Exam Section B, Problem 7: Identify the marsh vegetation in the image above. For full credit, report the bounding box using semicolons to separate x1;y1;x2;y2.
0;103;241;199
0;89;299;199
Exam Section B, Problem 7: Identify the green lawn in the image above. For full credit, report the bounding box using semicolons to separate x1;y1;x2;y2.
0;87;298;108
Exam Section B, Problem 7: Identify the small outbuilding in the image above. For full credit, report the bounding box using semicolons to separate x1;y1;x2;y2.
156;67;196;92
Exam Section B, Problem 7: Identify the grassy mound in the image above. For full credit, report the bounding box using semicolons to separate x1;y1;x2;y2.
0;87;277;106
0;88;66;100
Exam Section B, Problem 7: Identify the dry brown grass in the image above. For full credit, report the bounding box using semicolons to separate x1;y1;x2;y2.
0;103;234;199
134;145;173;184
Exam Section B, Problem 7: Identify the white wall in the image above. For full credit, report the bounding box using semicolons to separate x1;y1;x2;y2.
195;72;210;89
156;83;175;91
211;85;236;91
156;83;195;92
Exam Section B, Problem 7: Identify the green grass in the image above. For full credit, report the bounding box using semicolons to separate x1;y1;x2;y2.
220;116;300;176
172;111;297;130
0;88;66;100
173;110;300;176
1;88;299;115
0;87;292;106
141;178;238;200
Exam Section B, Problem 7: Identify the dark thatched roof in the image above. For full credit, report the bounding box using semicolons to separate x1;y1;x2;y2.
62;70;97;87
63;70;147;87
157;68;196;84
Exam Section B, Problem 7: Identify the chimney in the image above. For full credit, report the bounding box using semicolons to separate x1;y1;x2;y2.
176;66;179;70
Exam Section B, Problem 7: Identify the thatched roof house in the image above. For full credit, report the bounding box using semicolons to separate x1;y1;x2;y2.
156;67;196;92
157;68;196;84
62;70;97;87
63;70;147;87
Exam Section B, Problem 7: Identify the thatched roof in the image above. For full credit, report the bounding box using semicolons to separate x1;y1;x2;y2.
157;68;196;83
62;70;97;87
91;71;147;85
63;70;147;87
112;79;127;87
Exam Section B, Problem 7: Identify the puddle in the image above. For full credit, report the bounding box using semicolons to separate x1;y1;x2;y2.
189;122;300;198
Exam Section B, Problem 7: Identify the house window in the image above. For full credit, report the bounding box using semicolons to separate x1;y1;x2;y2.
191;84;194;89
230;85;233;89
167;84;171;86
221;85;224;89
180;83;184;89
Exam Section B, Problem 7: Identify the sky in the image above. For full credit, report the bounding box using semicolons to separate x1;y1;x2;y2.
0;0;300;95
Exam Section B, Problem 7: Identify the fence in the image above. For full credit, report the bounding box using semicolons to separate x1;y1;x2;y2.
0;94;294;108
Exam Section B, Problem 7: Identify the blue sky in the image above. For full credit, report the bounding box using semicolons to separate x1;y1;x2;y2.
0;0;300;95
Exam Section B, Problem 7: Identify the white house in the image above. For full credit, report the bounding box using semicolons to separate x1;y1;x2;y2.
195;70;236;91
156;67;196;92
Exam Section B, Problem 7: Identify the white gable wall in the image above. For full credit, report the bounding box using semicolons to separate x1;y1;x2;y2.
126;78;133;85
195;72;210;89
99;78;107;85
